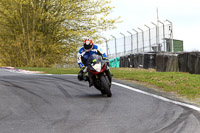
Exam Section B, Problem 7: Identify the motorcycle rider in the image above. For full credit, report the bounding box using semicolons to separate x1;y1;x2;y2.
77;38;107;87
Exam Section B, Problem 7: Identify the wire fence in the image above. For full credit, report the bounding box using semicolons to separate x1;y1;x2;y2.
103;24;172;59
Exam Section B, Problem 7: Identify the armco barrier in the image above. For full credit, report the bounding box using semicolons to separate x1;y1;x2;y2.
156;53;168;72
109;58;115;68
138;54;144;68
120;56;125;67
134;53;144;68
133;54;139;68
187;52;200;74
143;53;156;69
109;57;120;68
124;55;130;67
130;54;134;68
115;57;120;68
195;54;200;74
187;52;197;74
165;54;179;72
178;52;189;72
108;52;200;74
156;53;179;72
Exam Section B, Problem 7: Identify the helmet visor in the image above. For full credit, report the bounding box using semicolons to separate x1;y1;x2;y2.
84;43;93;52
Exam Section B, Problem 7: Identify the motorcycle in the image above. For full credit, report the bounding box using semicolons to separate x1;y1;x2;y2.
83;54;112;97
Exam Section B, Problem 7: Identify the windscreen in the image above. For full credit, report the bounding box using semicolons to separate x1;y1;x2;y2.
87;54;102;66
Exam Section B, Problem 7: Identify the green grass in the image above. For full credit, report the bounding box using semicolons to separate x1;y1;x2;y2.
17;67;200;102
111;68;200;101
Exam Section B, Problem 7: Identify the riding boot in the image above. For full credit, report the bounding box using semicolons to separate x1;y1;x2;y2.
77;70;84;81
88;72;94;87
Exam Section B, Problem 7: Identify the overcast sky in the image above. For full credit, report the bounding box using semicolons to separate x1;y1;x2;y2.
103;0;200;51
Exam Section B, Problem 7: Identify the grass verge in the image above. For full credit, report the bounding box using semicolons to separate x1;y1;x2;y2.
17;67;200;104
111;68;200;104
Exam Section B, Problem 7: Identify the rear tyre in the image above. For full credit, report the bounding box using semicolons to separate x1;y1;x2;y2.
100;75;112;97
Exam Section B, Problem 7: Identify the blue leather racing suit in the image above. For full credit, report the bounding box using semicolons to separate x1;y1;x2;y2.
77;44;107;69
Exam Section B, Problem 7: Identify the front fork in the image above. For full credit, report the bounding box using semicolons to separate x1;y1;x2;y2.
105;69;112;83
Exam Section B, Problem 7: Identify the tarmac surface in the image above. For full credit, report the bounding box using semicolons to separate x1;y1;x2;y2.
0;68;200;133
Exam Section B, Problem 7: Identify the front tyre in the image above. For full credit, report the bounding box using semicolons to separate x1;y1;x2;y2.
100;75;112;97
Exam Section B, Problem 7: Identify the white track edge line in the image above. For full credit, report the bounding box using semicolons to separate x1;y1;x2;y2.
112;82;200;112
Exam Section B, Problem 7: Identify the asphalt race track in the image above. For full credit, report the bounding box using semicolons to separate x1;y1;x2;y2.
0;68;200;133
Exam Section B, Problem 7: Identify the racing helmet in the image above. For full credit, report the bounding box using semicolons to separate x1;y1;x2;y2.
84;39;93;52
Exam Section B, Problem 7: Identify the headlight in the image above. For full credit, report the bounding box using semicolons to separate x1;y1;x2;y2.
92;63;101;72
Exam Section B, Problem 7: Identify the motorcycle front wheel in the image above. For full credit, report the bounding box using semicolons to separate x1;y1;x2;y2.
100;75;112;97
